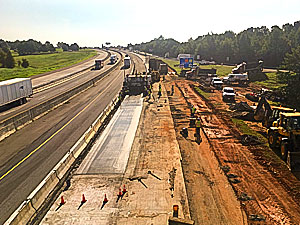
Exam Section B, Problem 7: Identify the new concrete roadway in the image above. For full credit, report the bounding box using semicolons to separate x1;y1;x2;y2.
0;52;143;224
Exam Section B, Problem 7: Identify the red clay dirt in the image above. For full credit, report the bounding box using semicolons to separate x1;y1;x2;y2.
164;76;300;224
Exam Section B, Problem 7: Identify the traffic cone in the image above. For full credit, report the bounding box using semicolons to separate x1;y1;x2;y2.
122;185;127;194
103;194;108;203
60;196;66;205
81;194;87;203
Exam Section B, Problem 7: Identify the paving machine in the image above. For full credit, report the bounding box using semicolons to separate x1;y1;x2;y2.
267;112;300;171
122;74;151;95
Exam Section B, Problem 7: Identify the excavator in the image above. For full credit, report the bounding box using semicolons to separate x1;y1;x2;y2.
267;112;300;171
254;96;294;128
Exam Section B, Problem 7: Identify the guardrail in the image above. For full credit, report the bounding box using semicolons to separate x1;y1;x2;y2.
0;51;122;142
4;92;121;225
33;50;112;93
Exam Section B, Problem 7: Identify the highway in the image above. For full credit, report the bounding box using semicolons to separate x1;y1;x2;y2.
0;51;143;224
0;50;117;122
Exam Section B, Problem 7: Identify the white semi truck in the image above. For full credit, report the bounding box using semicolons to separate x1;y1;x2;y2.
124;56;130;69
0;78;33;107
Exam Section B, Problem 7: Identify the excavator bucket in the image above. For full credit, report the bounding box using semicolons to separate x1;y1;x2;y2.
287;152;300;172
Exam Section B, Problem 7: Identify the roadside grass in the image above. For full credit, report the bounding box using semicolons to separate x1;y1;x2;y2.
163;59;181;74
254;72;285;90
162;59;234;77
232;118;267;145
198;64;234;77
194;86;211;99
0;49;97;81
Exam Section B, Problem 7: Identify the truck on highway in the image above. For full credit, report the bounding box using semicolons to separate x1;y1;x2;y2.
110;55;117;64
124;56;130;69
0;78;33;107
94;59;103;70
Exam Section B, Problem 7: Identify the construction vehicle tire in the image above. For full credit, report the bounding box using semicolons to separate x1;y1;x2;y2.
268;131;278;148
280;141;289;162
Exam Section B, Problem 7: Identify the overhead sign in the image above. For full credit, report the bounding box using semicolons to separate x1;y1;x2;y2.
180;57;194;68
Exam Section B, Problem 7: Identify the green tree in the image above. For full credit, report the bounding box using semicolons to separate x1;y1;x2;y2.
277;46;300;108
21;58;29;68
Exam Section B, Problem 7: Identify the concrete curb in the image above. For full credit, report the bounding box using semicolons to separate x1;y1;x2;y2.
4;92;121;225
0;51;122;142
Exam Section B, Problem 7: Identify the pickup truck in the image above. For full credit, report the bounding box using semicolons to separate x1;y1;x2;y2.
222;87;236;102
211;77;223;90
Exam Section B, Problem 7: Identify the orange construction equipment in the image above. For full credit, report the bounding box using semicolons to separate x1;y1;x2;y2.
81;194;87;203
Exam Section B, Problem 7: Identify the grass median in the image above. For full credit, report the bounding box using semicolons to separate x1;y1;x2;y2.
0;49;97;81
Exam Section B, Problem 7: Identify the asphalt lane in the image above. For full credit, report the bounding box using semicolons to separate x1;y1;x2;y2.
0;51;119;122
31;50;107;87
0;62;127;224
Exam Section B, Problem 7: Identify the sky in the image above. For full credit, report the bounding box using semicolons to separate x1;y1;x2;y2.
0;0;299;47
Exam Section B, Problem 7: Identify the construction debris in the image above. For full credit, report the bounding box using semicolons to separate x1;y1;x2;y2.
240;134;261;145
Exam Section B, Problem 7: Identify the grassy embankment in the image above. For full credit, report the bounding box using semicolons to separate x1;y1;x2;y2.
162;59;234;77
0;49;97;81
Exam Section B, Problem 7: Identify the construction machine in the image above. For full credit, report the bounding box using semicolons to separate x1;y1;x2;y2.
267;112;300;171
254;96;294;128
122;74;151;95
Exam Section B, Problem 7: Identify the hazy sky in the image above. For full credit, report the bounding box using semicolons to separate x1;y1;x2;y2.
0;0;299;47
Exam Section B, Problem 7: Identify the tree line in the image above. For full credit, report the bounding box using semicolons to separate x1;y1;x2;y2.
131;20;300;68
0;39;80;69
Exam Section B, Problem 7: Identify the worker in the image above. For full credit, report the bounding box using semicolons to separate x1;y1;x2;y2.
171;85;174;96
195;117;201;135
158;84;162;98
191;105;196;117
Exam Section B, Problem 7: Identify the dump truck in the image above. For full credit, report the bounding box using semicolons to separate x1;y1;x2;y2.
149;58;160;72
0;78;33;107
159;63;168;75
122;74;151;95
254;96;295;128
268;112;300;171
94;59;103;70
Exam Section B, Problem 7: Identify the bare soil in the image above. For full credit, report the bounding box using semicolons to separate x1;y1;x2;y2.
165;77;300;224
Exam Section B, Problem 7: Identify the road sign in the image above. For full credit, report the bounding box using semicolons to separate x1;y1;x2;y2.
180;57;194;68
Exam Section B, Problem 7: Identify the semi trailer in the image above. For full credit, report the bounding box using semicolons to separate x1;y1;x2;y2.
0;78;33;107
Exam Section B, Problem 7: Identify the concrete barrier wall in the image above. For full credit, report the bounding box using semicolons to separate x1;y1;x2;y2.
0;51;122;142
4;91;120;225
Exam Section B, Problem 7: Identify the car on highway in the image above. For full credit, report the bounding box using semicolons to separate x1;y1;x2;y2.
222;87;236;102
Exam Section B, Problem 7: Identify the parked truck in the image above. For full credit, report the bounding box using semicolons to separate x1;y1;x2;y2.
159;63;168;75
0;78;33;107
